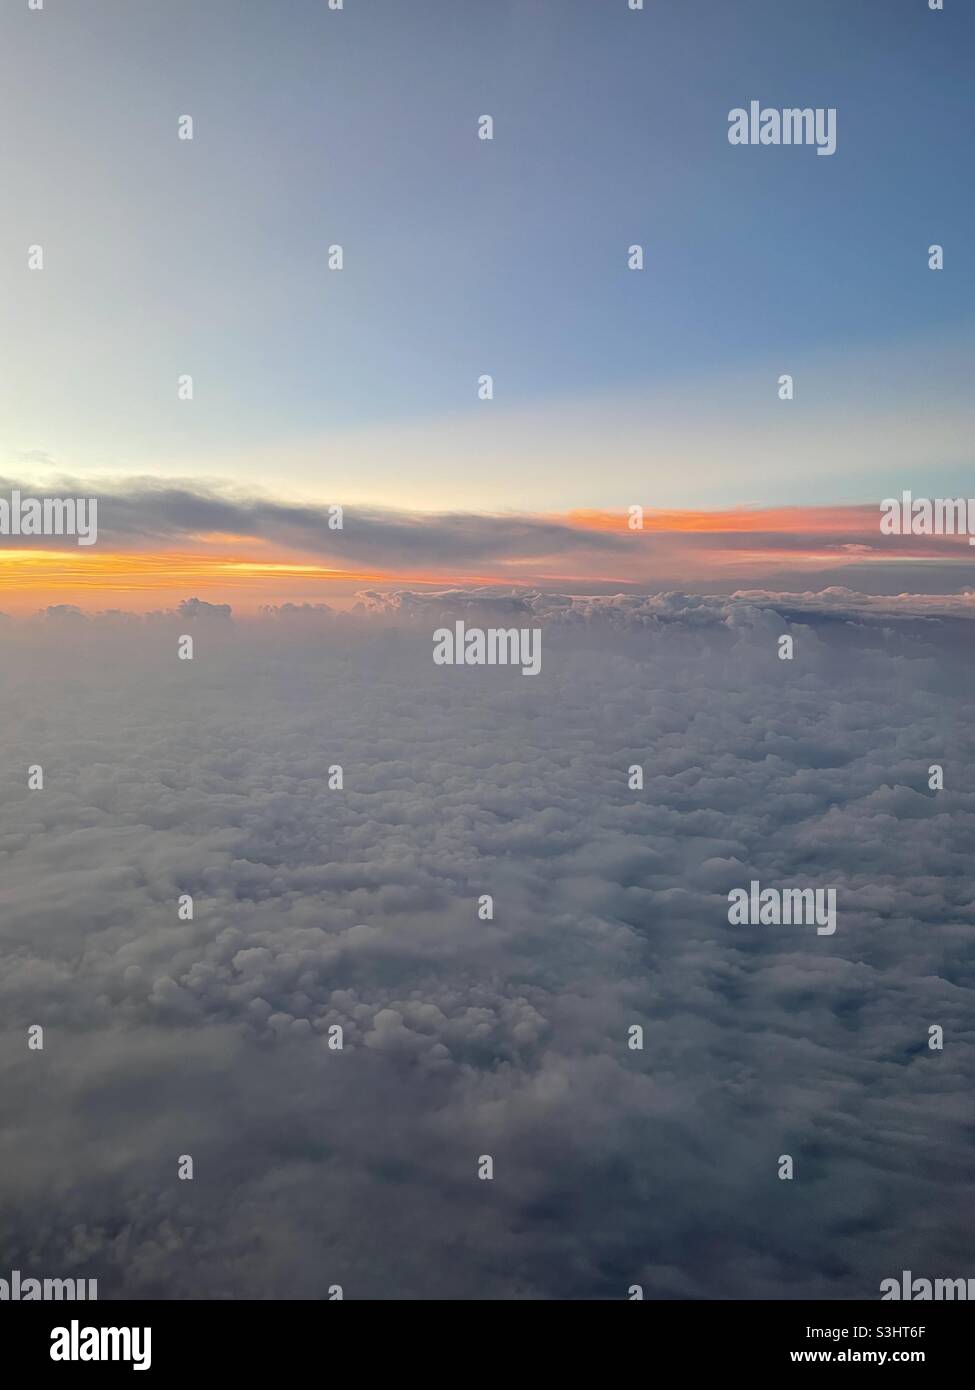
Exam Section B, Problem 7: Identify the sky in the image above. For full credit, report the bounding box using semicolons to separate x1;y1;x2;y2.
0;0;973;611
1;2;974;1306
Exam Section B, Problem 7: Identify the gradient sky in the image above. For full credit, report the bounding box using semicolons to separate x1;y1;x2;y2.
0;0;972;606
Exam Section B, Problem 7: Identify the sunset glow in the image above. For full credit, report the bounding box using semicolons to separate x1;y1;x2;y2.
1;504;973;615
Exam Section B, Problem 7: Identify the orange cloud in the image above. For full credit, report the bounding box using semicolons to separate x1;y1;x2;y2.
564;505;878;534
1;503;972;615
0;549;516;613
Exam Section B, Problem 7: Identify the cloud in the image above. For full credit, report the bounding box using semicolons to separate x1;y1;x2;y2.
0;590;972;1298
176;597;233;622
0;474;626;565
353;584;975;628
3;476;975;602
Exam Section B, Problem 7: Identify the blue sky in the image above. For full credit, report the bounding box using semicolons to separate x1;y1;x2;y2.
1;0;972;510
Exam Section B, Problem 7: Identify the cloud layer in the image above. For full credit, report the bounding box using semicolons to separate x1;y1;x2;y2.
0;591;972;1298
